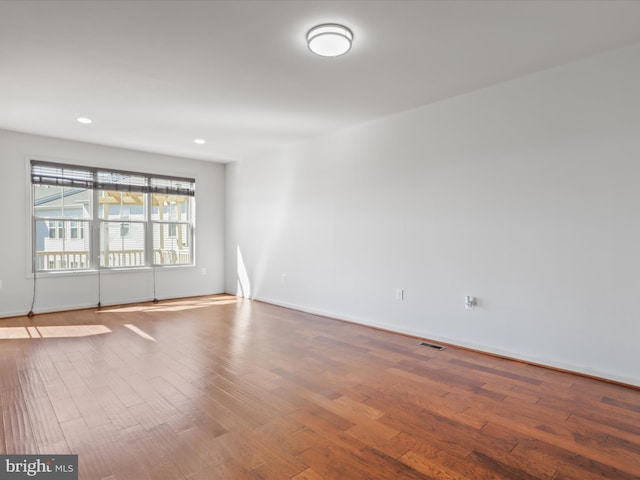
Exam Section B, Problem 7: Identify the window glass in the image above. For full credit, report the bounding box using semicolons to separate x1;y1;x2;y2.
99;191;145;220
151;194;190;222
100;221;146;268
153;223;192;265
34;220;90;271
34;185;91;219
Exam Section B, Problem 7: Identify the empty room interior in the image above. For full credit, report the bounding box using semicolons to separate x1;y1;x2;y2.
1;1;640;479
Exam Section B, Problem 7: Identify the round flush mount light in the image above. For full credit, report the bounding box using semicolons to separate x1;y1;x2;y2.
194;139;206;145
307;23;353;57
77;117;92;124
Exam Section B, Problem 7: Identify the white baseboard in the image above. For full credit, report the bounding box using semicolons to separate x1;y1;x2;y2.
253;295;640;388
0;290;225;319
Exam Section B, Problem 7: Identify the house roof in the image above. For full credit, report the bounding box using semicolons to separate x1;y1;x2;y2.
34;187;90;210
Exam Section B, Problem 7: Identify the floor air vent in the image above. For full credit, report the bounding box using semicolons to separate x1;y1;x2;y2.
419;341;445;351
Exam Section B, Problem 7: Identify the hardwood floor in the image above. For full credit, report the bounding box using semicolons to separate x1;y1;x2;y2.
0;295;639;479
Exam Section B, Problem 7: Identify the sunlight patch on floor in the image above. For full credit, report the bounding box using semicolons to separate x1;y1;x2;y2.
0;325;111;339
124;324;156;342
98;296;238;314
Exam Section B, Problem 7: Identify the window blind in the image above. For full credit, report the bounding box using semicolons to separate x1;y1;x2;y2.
31;160;196;196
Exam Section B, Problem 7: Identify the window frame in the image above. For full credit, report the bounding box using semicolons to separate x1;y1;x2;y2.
30;159;196;274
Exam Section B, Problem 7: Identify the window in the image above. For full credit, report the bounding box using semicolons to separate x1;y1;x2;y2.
99;190;146;267
70;221;84;239
33;176;91;271
31;160;195;272
48;220;65;239
151;181;194;266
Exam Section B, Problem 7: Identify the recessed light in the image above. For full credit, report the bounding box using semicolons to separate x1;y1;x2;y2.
194;139;206;145
77;117;92;124
307;24;353;57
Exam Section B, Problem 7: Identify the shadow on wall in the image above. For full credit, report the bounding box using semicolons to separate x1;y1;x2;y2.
237;245;252;299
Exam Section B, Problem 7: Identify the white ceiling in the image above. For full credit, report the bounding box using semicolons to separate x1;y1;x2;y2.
2;1;640;164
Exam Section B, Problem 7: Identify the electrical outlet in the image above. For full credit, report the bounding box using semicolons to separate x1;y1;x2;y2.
201;268;207;276
465;295;476;310
282;274;287;283
395;288;404;300
0;280;3;289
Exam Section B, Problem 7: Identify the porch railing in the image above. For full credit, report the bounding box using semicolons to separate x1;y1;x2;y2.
35;249;191;270
35;251;89;271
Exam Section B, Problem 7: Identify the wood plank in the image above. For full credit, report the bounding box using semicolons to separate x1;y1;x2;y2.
0;387;39;454
0;294;638;479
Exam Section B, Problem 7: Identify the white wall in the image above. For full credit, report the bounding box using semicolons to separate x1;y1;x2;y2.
0;129;225;317
226;43;640;386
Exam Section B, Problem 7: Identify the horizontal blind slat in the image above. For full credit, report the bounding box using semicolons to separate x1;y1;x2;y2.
30;160;195;196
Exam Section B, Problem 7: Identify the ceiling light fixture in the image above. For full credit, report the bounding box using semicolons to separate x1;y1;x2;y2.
77;117;92;124
194;139;206;145
307;23;353;57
